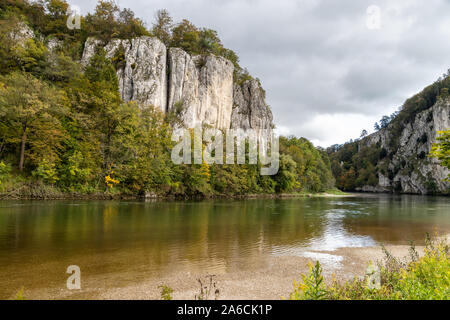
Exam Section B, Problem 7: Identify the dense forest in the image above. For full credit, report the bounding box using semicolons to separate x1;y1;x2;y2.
0;0;334;199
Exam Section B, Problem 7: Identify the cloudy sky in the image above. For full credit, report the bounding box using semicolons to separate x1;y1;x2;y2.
68;0;450;147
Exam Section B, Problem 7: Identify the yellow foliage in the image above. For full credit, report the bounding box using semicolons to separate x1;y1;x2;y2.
105;169;119;189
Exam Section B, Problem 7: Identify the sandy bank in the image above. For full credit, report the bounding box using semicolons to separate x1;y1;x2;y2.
21;241;435;300
97;245;424;300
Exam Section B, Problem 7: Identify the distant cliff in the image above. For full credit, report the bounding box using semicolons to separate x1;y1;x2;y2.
330;94;450;195
81;36;274;134
360;98;449;194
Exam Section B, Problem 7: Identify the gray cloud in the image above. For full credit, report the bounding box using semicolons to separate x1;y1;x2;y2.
69;0;450;146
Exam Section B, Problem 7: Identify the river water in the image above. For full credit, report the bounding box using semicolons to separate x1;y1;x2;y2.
0;194;449;298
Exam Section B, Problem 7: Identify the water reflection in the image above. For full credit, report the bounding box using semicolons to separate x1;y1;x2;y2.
0;195;449;298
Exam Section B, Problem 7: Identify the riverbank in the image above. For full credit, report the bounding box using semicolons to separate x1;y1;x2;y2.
97;243;433;300
0;186;353;201
14;238;445;300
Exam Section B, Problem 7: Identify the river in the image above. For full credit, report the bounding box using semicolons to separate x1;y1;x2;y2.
0;194;449;299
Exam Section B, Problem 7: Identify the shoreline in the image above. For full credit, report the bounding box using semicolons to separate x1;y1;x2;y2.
97;244;429;300
0;191;354;201
15;239;445;300
2;190;448;201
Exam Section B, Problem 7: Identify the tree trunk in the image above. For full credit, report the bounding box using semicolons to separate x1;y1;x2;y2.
19;129;27;171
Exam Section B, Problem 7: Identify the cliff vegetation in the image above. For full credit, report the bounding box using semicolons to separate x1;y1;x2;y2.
0;0;335;199
328;72;450;195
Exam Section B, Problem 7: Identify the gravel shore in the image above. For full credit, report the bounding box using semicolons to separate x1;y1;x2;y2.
20;242;432;300
16;232;448;300
97;244;424;300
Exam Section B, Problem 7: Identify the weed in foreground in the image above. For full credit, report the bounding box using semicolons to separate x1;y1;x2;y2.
289;234;449;300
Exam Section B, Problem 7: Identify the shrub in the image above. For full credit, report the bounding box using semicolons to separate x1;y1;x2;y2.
15;287;25;300
289;235;449;300
32;159;59;185
289;261;328;300
0;161;12;184
159;285;173;300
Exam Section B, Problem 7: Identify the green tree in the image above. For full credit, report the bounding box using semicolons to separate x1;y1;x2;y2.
430;129;450;180
152;9;173;46
0;72;66;171
274;154;298;192
170;19;199;53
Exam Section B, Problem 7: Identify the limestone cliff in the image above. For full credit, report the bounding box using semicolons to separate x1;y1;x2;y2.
167;47;234;130
81;36;273;133
10;21;34;46
231;80;274;133
82;37;167;112
357;98;450;194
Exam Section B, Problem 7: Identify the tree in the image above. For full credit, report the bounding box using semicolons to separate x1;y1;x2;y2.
198;28;222;54
360;129;368;138
274;154;298;192
0;15;23;73
41;0;70;37
85;0;120;41
117;8;149;39
84;0;149;41
152;9;173;46
0;72;66;171
430;129;450;180
374;122;381;131
379;115;391;128
171;19;199;53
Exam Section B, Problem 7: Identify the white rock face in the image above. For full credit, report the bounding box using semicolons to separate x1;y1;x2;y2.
80;37;102;66
47;38;63;52
168;47;234;130
81;36;274;132
82;37;167;112
9;21;34;46
360;99;450;194
231;80;274;132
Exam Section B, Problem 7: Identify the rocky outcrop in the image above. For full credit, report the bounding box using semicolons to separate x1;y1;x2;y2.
81;36;274;133
82;37;167;112
46;38;63;52
231;80;274;133
358;98;450;194
9;21;34;46
167;48;234;130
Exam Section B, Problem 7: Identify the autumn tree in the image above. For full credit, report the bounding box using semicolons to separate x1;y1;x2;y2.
117;7;149;39
171;19;199;52
0;72;66;171
41;0;69;37
152;9;173;46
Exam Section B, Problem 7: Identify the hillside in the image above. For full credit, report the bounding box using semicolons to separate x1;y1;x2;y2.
329;75;450;195
0;0;334;198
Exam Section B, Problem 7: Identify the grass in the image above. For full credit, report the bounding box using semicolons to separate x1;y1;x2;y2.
289;234;450;300
159;275;220;300
14;287;25;300
324;188;350;195
158;285;173;300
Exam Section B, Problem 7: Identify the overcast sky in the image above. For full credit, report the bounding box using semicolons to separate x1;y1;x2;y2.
68;0;450;147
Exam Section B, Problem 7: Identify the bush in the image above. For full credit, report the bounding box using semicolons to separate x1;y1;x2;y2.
289;235;450;300
158;285;173;300
0;161;11;184
32;159;59;185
